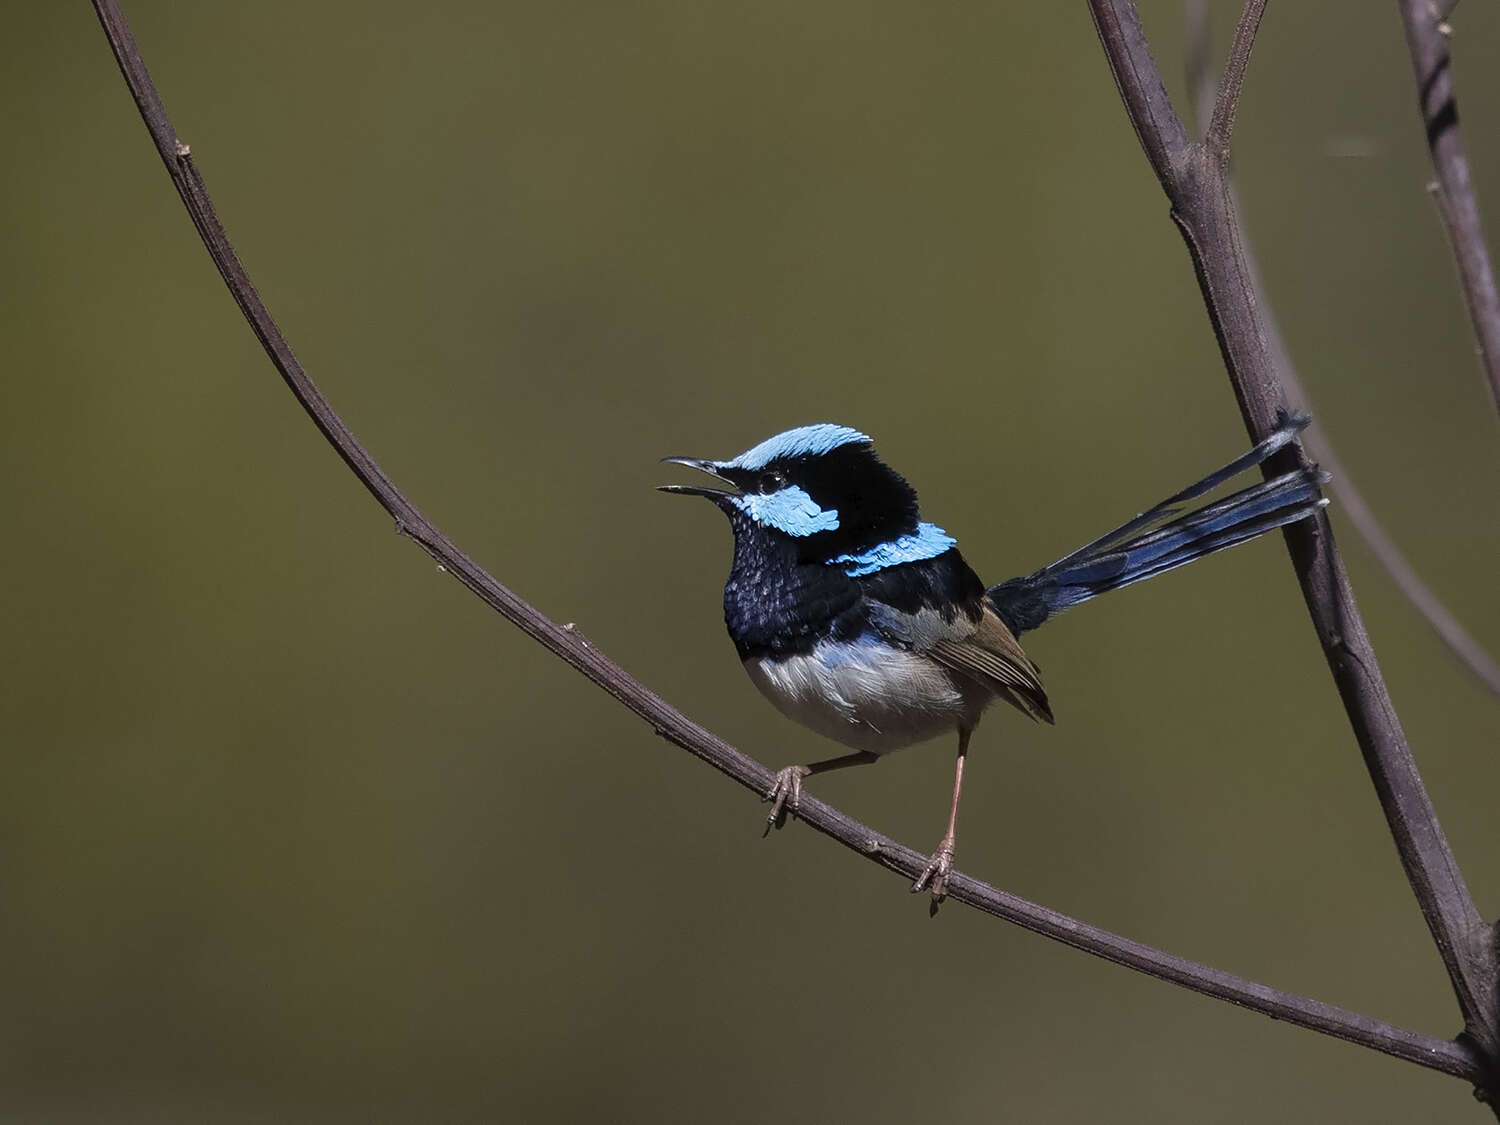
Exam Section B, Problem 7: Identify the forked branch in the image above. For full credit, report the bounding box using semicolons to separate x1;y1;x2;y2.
1183;0;1500;700
1090;0;1498;1098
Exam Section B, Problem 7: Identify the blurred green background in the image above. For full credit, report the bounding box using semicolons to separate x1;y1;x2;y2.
3;2;1499;1120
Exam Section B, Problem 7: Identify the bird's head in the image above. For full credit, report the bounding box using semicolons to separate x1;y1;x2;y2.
659;423;925;561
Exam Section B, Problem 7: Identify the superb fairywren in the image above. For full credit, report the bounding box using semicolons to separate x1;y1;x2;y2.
660;416;1328;903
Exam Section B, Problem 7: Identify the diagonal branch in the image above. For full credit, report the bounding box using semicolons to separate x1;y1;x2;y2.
1398;0;1500;419
1090;0;1499;1089
1204;0;1266;160
90;0;1485;1091
1185;0;1500;701
1089;0;1191;190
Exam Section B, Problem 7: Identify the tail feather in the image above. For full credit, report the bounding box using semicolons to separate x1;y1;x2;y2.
989;415;1329;636
1041;412;1312;573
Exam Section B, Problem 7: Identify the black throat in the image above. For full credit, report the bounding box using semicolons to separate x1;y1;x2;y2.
718;507;986;661
720;508;862;659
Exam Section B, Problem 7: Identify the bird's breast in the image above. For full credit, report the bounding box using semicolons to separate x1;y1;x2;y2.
722;552;861;659
743;636;988;754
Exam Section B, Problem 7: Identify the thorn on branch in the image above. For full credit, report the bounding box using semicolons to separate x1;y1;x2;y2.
1426;0;1458;36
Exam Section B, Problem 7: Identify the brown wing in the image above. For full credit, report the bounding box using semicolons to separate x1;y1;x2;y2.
928;604;1054;724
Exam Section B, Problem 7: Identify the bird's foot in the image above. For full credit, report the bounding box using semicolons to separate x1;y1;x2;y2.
911;835;956;910
762;765;812;835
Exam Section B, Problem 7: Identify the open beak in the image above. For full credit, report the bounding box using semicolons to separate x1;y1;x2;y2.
657;456;738;500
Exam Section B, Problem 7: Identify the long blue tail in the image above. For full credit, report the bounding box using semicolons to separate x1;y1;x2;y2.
988;414;1329;636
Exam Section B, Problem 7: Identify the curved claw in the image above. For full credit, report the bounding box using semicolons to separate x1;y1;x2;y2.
911;836;957;907
762;764;812;835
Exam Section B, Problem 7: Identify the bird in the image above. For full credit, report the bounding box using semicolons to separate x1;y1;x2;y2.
659;415;1328;904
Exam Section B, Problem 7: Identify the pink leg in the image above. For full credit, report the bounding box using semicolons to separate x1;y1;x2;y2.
911;727;971;905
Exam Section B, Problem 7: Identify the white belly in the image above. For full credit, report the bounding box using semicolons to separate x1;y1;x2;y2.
743;640;991;754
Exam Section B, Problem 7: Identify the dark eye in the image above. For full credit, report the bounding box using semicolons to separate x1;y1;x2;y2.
757;470;787;494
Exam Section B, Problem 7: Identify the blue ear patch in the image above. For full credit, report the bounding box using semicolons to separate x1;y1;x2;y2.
731;486;841;537
722;424;871;471
831;522;957;576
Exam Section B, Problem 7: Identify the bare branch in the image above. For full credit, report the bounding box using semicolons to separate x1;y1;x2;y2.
87;0;1492;1088
1090;0;1191;189
1398;0;1500;419
1088;0;1499;1083
1204;0;1267;160
1185;2;1500;698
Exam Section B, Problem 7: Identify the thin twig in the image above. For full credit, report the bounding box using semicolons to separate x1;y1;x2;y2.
1398;0;1500;419
1089;0;1499;1093
1204;0;1265;160
88;0;1489;1087
1186;0;1500;699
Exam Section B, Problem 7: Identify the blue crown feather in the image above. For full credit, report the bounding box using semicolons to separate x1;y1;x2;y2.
721;423;871;471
